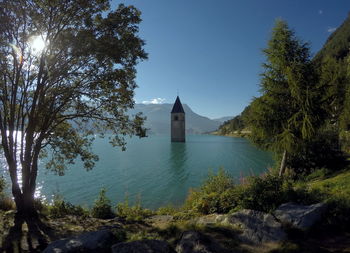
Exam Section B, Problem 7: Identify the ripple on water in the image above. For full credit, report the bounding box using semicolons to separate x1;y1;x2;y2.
1;135;274;209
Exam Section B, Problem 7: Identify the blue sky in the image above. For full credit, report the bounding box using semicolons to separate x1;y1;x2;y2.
115;0;350;119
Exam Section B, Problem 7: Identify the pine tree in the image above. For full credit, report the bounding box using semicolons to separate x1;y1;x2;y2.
248;20;322;176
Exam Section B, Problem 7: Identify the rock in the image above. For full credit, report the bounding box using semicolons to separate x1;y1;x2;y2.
112;239;175;253
43;229;118;253
175;230;231;253
225;209;286;244
274;202;327;230
196;214;228;226
146;215;174;224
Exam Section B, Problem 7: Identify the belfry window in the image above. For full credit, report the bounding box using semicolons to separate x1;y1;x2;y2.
174;115;179;121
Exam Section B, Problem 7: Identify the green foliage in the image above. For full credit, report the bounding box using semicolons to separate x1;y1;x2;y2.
116;196;153;221
0;197;16;211
0;177;5;194
127;231;161;242
238;174;291;212
287;129;348;175
184;169;324;215
201;169;235;194
307;170;350;232
217;106;251;136
184;169;238;214
91;188;115;219
156;205;179;215
49;194;89;218
0;178;15;211
319;57;348;125
0;0;147;214
247;19;326;174
314;13;350;62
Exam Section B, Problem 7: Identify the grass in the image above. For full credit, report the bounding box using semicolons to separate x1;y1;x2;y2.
1;167;350;252
308;170;350;199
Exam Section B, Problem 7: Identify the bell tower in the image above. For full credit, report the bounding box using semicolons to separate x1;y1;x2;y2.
171;96;185;142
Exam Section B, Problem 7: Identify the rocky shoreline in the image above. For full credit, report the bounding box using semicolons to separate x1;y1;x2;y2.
41;202;327;253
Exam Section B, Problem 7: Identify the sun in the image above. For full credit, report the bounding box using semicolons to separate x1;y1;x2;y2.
29;35;47;55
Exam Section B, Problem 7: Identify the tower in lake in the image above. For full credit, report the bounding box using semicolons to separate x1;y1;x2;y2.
171;96;185;142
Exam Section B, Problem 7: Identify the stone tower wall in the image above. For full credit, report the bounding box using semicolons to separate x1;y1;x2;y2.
171;113;185;142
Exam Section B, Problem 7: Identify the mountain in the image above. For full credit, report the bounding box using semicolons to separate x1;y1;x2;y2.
215;105;251;136
212;116;233;123
314;12;350;63
129;104;221;134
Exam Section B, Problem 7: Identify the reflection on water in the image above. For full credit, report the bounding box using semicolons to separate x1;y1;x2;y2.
0;131;44;200
169;142;187;174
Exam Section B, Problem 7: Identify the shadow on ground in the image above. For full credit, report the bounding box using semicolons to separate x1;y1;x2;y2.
0;213;53;252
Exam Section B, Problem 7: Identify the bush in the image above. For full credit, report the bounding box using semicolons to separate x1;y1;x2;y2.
0;196;16;211
184;169;238;214
184;169;322;215
287;130;348;176
116;196;153;221
201;169;235;194
238;174;290;212
49;194;89;218
156;205;178;215
0;177;15;211
0;176;5;193
91;188;115;219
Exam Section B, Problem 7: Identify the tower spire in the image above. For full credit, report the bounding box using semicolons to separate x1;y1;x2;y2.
171;95;185;142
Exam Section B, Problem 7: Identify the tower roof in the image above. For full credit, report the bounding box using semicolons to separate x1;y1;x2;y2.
171;96;185;113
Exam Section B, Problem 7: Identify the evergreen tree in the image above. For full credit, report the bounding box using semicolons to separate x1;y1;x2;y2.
319;56;348;126
248;20;323;176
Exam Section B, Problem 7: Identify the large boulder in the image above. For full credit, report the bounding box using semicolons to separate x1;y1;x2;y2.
224;209;286;244
195;214;228;226
112;239;175;253
175;230;232;253
43;229;118;253
274;202;327;230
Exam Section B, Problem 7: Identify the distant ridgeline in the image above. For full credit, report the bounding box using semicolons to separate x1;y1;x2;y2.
129;103;222;135
217;13;350;148
215;106;251;137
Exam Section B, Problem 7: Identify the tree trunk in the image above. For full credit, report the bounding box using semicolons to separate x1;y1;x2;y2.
279;150;287;177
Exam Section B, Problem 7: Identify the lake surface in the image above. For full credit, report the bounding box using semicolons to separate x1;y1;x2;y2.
3;135;274;209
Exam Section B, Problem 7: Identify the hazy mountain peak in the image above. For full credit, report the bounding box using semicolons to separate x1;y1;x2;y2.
130;103;221;134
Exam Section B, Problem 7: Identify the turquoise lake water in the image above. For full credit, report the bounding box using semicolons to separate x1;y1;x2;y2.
3;135;275;209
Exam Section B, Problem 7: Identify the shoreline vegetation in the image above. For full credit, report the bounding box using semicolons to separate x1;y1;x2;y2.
1;166;350;252
211;130;251;138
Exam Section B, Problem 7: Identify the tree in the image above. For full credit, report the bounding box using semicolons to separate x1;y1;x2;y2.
319;56;348;126
248;20;323;176
0;0;147;217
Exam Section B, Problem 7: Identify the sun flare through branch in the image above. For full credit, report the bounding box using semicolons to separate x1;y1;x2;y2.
29;35;47;55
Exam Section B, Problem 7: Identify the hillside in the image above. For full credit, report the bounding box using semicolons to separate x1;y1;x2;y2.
129;103;222;135
314;12;350;63
214;105;251;137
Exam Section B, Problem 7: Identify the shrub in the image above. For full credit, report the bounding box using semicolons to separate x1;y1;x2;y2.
91;188;115;219
238;174;287;212
201;168;235;194
184;169;238;214
49;194;89;218
0;177;15;211
156;205;178;215
116;196;153;221
287;130;348;176
0;196;16;211
0;176;5;193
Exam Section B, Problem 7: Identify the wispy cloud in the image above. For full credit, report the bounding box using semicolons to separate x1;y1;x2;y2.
327;27;337;33
318;10;323;15
142;98;166;104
